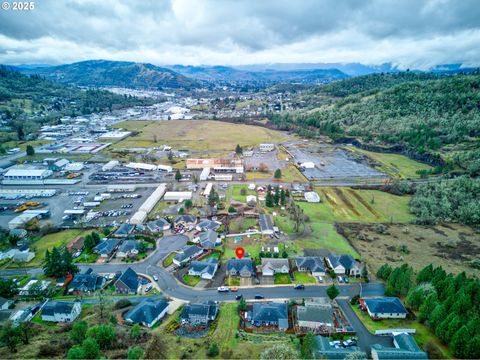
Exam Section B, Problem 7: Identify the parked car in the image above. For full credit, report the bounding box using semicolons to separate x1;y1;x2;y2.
318;276;323;283
230;287;238;292
294;284;305;290
145;284;153;292
337;275;343;283
235;294;243;301
153;275;158;281
217;286;230;292
254;294;264;299
343;277;349;283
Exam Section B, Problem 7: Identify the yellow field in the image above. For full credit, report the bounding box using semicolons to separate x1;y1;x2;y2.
113;120;290;151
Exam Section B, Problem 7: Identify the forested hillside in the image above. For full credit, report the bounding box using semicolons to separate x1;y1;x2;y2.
0;67;152;143
270;72;480;174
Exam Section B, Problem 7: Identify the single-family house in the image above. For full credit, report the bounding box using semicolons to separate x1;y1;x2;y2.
259;214;274;235
260;258;290;276
325;254;364;276
249;302;289;330
69;268;106;293
180;301;219;326
66;236;85;254
93;239;120;258
114;223;135;238
196;220;221;232
116;240;139;258
188;259;219;280
226;258;255;277
194;230;220;249
173;245;203;266
114;267;140;294
41;300;81;323
124;298;169;328
363;297;408;319
146;218;171;232
371;333;428;360
0;297;13;310
12;250;35;263
174;214;197;226
296;298;333;332
295;257;326;277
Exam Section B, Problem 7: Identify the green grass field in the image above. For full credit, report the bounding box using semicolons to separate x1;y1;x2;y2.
352;305;452;359
308;187;413;223
293;271;317;284
112;120;290;151
26;229;93;267
274;273;291;284
183;275;201;287
347;146;433;179
162;252;176;267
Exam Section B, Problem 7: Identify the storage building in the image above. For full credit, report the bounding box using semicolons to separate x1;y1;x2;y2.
4;168;53;180
164;191;193;202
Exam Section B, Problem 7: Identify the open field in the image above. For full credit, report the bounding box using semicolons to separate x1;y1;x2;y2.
278;163;306;183
352;304;452;359
112;120;290;151
23;229;93;267
339;222;480;276
346;146;433;179
310;187;413;223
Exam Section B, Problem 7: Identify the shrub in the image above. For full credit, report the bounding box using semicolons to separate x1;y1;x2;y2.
207;343;219;357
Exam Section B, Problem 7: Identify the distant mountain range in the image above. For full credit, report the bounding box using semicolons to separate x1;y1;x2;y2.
18;60;199;90
10;60;478;90
166;65;348;84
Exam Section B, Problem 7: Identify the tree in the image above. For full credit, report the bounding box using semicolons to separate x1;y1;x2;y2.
416;264;435;284
327;284;340;300
450;325;469;358
228;206;236;213
67;345;85;359
207;343;219;357
175;169;182;181
418;292;438;322
184;199;193;209
260;344;299;360
235;144;243;155
0;278;19;298
43;247;79;277
70;320;88;344
274;169;282;179
238;297;247;311
280;188;286;206
130;324;141;341
110;313;118;325
301;333;315;359
208;188;219;207
265;191;274;207
178;207;185;215
26;145;35;156
127;346;144;360
86;324;115;349
18;322;33;344
273;186;280;205
0;321;20;352
95;290;109;322
81;338;101;359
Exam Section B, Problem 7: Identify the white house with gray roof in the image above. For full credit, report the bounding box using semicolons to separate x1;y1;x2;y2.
226;258;255;277
260;258;290;276
173;245;204;266
41;300;81;323
188;258;219;280
124;298;169;328
295;257;326;277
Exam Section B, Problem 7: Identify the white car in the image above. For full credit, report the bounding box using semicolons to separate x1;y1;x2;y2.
153;275;158;281
217;286;230;292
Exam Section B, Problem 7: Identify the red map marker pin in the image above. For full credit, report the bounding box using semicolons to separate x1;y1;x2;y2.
235;247;245;259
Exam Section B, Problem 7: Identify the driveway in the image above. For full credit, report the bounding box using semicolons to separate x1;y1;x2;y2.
336;299;393;355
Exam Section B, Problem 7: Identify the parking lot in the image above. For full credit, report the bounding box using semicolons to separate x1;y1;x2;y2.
285;143;387;180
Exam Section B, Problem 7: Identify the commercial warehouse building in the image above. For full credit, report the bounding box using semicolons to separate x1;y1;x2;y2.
3;168;53;181
163;191;193;202
186;158;243;171
130;184;167;224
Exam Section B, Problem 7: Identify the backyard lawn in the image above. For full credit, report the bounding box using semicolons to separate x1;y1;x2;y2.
25;229;93;267
351;304;452;359
162;252;176;267
293;271;317;284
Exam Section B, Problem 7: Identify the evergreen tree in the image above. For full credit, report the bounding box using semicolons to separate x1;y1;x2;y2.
450;325;469;358
175;169;182;182
274;169;282;179
300;333;315;359
273;186;280;205
265;191;274;207
26;145;35;156
418;292;438;323
327;284;340;300
416;264;434;284
235;144;243;155
376;264;393;280
280;188;286;206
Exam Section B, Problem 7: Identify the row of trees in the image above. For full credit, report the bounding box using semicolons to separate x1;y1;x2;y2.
265;185;287;208
377;263;480;358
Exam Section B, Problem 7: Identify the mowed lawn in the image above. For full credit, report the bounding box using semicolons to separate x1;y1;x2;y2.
347;146;433;179
112;120;290;151
26;229;93;267
312;187;413;223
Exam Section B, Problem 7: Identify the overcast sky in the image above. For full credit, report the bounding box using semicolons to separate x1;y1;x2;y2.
1;0;479;68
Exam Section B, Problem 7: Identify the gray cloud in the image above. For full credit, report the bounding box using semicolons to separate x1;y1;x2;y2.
0;0;479;68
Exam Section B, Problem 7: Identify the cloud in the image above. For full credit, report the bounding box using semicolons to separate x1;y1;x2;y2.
0;0;479;68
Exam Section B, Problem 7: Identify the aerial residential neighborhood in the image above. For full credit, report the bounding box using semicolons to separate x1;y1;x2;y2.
0;1;479;359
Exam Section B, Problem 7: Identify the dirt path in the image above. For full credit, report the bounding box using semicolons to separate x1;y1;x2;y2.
333;188;360;216
347;189;380;218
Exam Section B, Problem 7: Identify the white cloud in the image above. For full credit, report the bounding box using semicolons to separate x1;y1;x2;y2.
0;0;479;68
